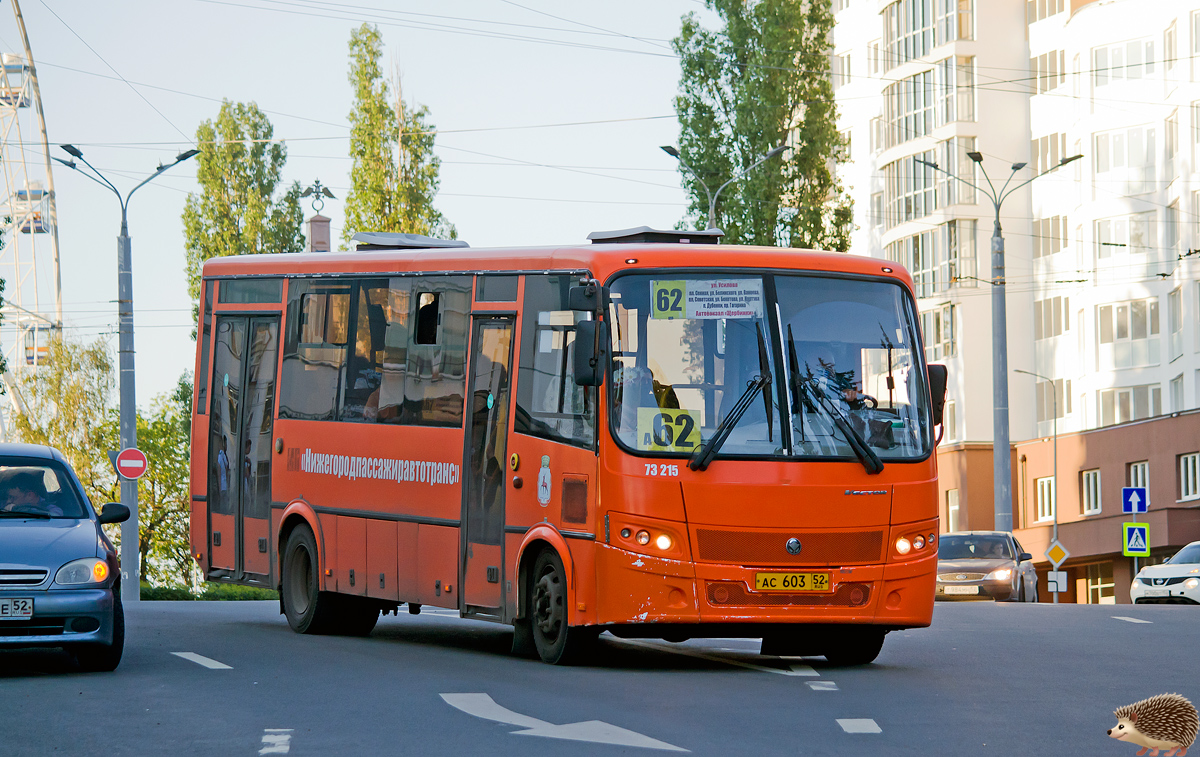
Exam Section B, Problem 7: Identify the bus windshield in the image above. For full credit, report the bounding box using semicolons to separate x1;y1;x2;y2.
608;273;931;462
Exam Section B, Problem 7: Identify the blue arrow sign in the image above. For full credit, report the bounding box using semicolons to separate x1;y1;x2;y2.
1122;487;1148;514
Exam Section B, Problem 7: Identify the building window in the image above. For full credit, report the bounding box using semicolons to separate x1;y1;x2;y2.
1128;460;1149;490
1181;452;1200;501
1166;22;1178;84
1171;374;1185;412
1081;469;1102;515
1166;202;1180;255
1094;125;1158;195
882;0;973;73
883;69;934;146
1031;132;1067;174
881;138;974;229
1036;378;1069;422
1033;216;1067;258
1036;476;1056;522
1193;102;1200;145
869;40;881;75
832;52;852;90
887;220;976;297
1166;112;1180;182
946;488;960;532
1026;0;1064;24
944;400;957;441
1170;288;1183;361
1096;213;1155;258
1030;50;1066;93
1099;385;1162;427
834;0;851;11
871;192;884;229
1098;298;1160;369
920;303;956;360
1085;563;1116;604
1093;38;1156;86
1034;296;1069;340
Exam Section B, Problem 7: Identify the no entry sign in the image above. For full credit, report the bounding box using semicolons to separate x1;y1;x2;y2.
115;447;149;480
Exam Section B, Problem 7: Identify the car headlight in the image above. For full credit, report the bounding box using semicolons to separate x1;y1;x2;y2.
984;568;1012;581
1185;578;1199;590
55;558;109;585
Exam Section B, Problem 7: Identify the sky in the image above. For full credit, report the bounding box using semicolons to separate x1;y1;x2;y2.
2;0;719;406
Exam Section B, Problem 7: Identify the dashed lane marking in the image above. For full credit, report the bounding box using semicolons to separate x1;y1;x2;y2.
1112;616;1153;624
837;719;881;733
787;663;820;676
170;652;232;669
807;681;839;691
259;729;292;755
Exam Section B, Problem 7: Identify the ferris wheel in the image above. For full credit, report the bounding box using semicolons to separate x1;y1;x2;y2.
0;0;62;437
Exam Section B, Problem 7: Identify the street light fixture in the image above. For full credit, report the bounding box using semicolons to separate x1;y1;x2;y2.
55;143;199;603
1013;367;1060;604
915;151;1081;533
661;143;787;233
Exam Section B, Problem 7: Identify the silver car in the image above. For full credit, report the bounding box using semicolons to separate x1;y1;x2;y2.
0;443;129;671
935;531;1039;602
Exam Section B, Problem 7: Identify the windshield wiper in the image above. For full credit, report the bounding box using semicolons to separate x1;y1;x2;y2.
786;329;883;475
689;372;771;472
0;510;51;519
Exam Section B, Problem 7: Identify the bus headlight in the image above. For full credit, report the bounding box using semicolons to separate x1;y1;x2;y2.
655;534;672;551
895;537;911;555
55;558;109;585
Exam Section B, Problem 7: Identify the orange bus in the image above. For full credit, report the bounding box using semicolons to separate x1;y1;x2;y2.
189;227;947;665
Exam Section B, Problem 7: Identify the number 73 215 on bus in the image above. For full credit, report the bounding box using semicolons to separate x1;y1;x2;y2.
189;227;949;666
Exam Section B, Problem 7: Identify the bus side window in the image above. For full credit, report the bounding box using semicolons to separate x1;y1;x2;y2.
341;279;390;423
415;292;440;345
279;279;350;421
514;274;597;448
398;277;470;427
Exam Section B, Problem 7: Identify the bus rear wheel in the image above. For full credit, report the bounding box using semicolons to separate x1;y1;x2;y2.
281;524;339;634
823;627;887;666
529;549;596;665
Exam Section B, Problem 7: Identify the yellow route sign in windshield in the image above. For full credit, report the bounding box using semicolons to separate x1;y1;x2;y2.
651;279;763;320
637;408;701;452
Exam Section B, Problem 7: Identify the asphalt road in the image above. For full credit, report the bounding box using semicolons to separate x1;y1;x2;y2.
1;599;1196;756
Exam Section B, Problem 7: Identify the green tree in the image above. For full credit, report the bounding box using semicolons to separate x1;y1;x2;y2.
136;375;197;588
342;23;454;248
672;0;852;249
12;334;119;507
183;100;304;307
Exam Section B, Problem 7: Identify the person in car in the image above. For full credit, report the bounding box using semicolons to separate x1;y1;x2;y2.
0;469;62;516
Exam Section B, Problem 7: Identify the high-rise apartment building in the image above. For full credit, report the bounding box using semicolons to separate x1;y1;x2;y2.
833;0;1200;602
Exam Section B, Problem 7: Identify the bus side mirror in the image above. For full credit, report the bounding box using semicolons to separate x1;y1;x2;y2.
573;320;608;387
568;281;609;314
927;364;948;426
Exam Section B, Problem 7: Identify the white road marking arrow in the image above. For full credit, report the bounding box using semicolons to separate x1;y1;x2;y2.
440;693;688;752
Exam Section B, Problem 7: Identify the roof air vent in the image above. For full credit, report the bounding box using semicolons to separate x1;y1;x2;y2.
352;231;469;250
587;226;723;245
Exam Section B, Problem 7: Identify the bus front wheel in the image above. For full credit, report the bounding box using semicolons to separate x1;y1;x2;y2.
529;549;597;665
823;627;887;666
281;524;339;634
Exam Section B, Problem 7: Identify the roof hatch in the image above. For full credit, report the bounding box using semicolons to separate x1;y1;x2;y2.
587;226;723;245
352;231;469;250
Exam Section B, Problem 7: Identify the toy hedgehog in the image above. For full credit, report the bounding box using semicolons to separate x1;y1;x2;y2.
1108;694;1199;756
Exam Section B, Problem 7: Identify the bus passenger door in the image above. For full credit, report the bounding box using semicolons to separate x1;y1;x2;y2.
206;315;279;581
462;317;515;611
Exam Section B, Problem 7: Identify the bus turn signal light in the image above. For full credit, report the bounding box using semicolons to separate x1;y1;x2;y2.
635;530;651;545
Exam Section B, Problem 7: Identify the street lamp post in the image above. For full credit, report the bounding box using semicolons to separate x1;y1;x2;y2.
661;144;787;232
1014;367;1059;603
53;145;199;603
916;152;1081;533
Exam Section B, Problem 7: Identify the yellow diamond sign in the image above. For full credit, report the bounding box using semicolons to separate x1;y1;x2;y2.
1045;540;1070;568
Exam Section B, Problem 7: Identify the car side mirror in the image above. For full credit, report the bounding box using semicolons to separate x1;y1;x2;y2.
98;503;130;525
573;320;608;387
1018;552;1032;563
927;364;948;426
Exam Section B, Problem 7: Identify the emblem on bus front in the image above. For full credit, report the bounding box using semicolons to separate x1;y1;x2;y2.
785;538;802;555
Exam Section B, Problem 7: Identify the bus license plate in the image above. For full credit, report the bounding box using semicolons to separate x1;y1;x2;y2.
754;572;831;593
0;597;33;619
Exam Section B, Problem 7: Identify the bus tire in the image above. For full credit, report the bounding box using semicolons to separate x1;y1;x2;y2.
823;627;886;666
281;524;339;635
529;549;596;665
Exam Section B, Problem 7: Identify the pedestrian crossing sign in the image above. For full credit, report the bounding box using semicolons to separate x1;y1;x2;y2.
1123;522;1150;557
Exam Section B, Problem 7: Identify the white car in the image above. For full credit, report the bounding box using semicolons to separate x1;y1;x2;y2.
1131;541;1200;604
